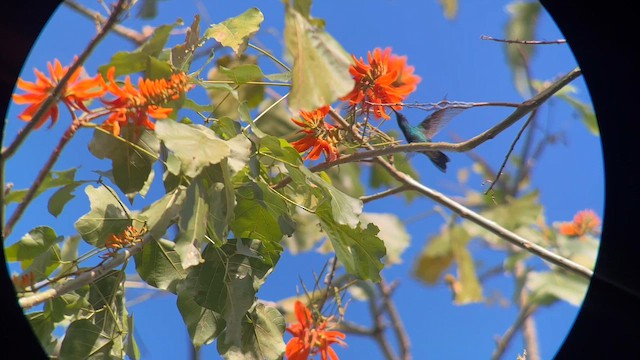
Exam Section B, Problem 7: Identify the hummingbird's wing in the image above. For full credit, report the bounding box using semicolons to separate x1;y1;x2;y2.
418;105;471;139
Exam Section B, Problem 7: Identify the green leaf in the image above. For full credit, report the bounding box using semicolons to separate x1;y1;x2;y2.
360;213;409;265
177;281;225;347
45;287;90;323
217;303;286;360
175;177;209;269
98;22;178;76
230;182;295;244
3;168;78;205
226;134;252;176
89;128;160;200
413;225;455;284
219;64;265;84
210;116;242;140
189;239;281;346
171;15;201;71
155;119;231;178
23;244;62;281
505;1;541;97
558;93;599;136
125;315;141;360
4;226;59;262
294;165;362;228
201;163;235;245
88;270;125;333
206;55;265;121
283;6;354;112
74;185;132;248
450;228;483;304
27;312;57;354
260;136;302;165
325;162;364;198
317;205;386;281
59;319;112;359
254;97;299;138
48;182;82;217
283;210;324;254
140;24;177;56
134;238;186;293
137;0;159;19
204;8;264;55
136;185;187;239
527;270;589;306
60;235;82;275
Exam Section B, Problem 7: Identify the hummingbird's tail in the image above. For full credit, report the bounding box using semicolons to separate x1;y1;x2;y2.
423;150;450;173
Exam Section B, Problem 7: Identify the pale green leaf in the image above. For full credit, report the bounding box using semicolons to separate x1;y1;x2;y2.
527;270;589;306
204;8;264;55
317;204;386;281
135;238;187;293
59;319;112;359
74;185;132;248
505;1;541;97
155;119;231;178
360;213;410;265
413;225;455;284
284;6;354;112
217;303;286;360
5;226;59;262
177;281;224;348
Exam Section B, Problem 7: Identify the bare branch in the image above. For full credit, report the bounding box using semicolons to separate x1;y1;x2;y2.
379;279;412;360
18;235;148;309
481;35;567;45
361;185;410;204
485;109;537;195
64;0;148;45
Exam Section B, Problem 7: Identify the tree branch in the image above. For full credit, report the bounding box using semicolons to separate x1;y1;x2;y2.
379;279;411;360
64;0;148;45
18;235;148;309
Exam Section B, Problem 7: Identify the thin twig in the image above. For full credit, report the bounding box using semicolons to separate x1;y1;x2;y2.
481;35;567;45
491;303;538;360
64;0;148;45
4;118;91;238
360;185;409;204
484;109;537;195
379;278;411;360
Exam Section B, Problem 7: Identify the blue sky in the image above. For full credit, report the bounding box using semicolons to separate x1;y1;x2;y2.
3;0;603;359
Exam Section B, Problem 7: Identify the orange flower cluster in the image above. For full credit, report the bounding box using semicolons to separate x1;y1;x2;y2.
342;47;421;120
558;209;601;238
101;67;192;136
291;106;340;161
102;225;148;258
12;58;193;137
286;301;347;360
12;59;107;129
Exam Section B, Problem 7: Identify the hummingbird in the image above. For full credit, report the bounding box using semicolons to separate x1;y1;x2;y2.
392;106;469;173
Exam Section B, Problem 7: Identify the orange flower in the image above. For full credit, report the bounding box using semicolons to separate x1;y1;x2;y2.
12;58;107;128
342;47;421;120
286;301;347;360
291;106;340;161
101;67;192;136
558;209;601;238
